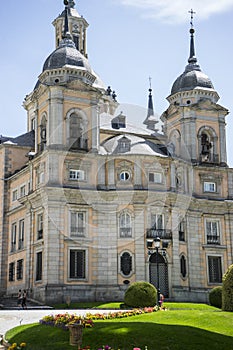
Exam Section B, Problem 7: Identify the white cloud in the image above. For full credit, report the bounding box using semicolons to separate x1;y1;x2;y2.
118;0;233;23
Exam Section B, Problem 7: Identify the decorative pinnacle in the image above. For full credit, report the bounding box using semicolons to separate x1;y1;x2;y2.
188;9;197;64
62;0;73;40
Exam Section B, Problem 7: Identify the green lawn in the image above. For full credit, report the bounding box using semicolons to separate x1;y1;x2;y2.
5;303;233;350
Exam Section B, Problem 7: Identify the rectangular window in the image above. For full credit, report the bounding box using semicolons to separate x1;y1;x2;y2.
11;223;17;252
206;220;220;245
149;172;162;183
17;259;23;280
12;189;18;202
36;252;43;281
37;213;43;240
69;169;85;181
9;262;15;281
70;250;86;279
151;214;163;230
70;212;85;237
18;219;25;250
179;221;185;241
204;182;216;193
208;256;222;283
20;185;26;198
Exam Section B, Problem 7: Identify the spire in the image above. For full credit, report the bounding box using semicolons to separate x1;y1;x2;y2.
188;9;197;64
143;78;158;132
62;0;73;41
147;77;154;118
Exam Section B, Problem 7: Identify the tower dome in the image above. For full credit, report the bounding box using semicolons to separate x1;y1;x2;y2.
171;18;215;95
42;38;91;72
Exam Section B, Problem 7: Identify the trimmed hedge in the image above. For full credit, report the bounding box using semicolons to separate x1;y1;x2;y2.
124;281;157;308
209;286;222;309
222;264;233;311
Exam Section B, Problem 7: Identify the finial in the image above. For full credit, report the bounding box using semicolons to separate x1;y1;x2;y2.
188;9;197;64
189;9;196;29
62;0;72;40
147;77;154;117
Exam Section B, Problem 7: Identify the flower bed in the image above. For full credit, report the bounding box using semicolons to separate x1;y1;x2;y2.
39;306;158;330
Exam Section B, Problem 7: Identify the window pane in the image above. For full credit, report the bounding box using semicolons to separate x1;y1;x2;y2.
36;252;43;281
208;256;222;283
70;250;86;279
180;255;187;278
121;252;132;276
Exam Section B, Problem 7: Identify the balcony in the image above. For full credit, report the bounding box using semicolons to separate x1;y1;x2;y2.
69;137;88;151
120;228;132;238
70;227;85;238
207;235;220;245
146;228;172;240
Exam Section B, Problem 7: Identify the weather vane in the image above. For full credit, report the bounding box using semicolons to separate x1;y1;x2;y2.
189;9;196;28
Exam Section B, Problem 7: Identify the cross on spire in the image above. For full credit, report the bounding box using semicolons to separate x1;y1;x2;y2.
189;9;196;28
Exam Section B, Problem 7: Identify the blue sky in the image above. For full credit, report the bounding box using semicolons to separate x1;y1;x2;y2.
1;0;233;166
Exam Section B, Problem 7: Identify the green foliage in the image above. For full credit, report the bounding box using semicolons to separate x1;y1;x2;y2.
5;304;233;350
209;286;222;309
222;264;233;312
124;281;157;307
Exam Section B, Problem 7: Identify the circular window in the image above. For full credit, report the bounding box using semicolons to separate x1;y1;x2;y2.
120;171;130;181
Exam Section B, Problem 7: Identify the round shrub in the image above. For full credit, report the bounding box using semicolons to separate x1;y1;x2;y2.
222;264;233;312
209;286;222;308
124;281;157;308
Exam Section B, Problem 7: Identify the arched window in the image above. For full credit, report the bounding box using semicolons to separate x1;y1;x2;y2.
120;252;132;276
39;115;47;151
119;212;132;238
180;255;187;279
198;126;218;163
68;112;88;151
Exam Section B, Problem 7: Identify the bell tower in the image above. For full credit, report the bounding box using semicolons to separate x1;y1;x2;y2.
53;0;89;57
161;10;229;166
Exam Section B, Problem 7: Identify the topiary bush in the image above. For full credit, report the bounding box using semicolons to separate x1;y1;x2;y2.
209;286;222;308
222;264;233;312
124;281;157;308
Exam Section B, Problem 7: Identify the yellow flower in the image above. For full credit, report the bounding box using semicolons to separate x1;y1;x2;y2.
20;342;27;348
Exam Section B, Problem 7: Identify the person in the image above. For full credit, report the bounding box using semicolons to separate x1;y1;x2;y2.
21;290;27;309
159;293;164;308
17;289;22;308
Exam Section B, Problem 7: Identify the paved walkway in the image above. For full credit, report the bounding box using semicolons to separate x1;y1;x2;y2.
0;309;114;339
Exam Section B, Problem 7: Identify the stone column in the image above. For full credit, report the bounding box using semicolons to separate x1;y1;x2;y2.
219;117;227;164
48;88;64;148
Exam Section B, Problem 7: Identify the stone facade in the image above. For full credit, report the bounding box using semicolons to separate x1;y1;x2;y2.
0;1;233;304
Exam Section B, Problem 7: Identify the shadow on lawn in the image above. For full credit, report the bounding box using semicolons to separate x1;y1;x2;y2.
7;322;233;350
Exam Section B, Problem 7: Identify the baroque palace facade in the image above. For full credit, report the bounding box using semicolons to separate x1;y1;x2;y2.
0;1;233;304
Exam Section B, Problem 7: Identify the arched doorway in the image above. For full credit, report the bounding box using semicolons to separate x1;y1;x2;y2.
149;252;169;298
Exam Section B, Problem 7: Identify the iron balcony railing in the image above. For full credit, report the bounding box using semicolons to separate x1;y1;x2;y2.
207;235;220;245
146;228;172;240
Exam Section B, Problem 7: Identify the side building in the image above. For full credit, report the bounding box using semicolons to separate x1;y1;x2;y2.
0;0;233;304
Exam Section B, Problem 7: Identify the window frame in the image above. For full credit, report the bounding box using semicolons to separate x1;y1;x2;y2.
36;251;43;281
11;222;17;252
37;213;43;240
119;171;131;182
69;249;87;280
148;172;162;184
205;219;221;245
18;219;25;250
204;181;216;193
207;255;223;284
120;251;133;277
9;262;15;282
70;211;86;237
119;212;132;238
69;169;85;181
17;259;24;280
